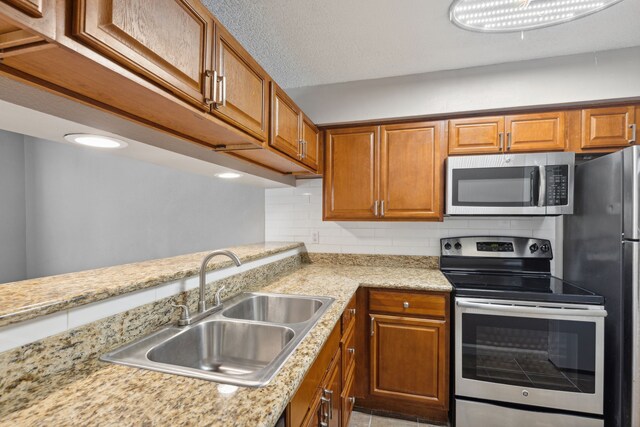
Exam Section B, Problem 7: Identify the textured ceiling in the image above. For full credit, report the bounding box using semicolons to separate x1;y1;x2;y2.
203;0;640;89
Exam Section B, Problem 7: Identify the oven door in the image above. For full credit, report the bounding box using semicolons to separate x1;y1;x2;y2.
455;298;606;415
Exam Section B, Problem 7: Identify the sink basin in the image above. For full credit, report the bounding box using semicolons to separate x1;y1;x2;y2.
101;292;334;387
223;294;323;324
147;320;294;374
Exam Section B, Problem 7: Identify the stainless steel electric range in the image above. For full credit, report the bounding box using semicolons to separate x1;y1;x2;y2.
440;236;606;427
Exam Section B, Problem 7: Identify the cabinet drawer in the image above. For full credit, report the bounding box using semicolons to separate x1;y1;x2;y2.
341;321;356;379
369;290;445;318
342;294;357;333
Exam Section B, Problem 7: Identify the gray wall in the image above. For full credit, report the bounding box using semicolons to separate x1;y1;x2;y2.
0;130;27;283
1;135;264;281
288;46;640;125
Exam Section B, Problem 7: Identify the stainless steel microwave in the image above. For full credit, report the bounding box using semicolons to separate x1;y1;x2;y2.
446;152;575;216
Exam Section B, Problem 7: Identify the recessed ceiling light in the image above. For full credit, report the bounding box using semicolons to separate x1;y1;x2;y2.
215;172;242;179
64;133;128;149
450;0;625;33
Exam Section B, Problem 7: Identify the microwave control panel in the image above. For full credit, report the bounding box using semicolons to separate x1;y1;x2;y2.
545;165;569;206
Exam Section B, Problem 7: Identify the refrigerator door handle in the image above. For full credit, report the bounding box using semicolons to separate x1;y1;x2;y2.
624;241;640;427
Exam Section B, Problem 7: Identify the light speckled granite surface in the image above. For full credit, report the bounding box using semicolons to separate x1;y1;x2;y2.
1;254;451;427
0;242;302;328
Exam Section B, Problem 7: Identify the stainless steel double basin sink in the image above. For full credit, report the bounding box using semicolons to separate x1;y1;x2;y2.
101;292;334;387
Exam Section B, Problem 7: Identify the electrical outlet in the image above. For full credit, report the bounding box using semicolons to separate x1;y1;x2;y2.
311;231;319;244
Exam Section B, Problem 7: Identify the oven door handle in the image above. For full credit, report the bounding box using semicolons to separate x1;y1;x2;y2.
456;300;607;317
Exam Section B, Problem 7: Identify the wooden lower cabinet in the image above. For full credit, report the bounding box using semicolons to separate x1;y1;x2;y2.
288;297;356;427
370;314;447;406
355;288;450;423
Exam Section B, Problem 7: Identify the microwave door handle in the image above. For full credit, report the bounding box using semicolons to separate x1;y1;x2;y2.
537;165;547;207
530;167;540;206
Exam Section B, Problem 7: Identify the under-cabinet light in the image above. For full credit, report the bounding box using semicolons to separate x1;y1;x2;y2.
64;133;128;149
215;172;242;179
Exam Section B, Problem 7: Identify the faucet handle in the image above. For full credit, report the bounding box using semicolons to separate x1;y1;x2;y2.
214;286;226;307
170;303;192;326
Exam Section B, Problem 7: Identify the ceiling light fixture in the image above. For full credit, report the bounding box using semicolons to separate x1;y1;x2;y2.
450;0;625;32
215;172;242;179
64;133;128;149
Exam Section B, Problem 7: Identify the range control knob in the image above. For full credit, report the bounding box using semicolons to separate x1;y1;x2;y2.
454;242;462;250
540;244;550;253
529;244;539;253
444;242;452;250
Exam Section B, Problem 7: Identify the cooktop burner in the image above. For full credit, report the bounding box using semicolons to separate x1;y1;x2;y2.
440;236;605;305
443;271;604;305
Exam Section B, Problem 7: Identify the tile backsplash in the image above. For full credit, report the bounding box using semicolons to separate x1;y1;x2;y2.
265;179;562;273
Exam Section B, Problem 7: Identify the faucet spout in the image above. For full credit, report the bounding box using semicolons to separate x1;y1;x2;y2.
198;250;242;313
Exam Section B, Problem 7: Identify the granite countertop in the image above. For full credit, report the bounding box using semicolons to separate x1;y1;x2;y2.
0;242;303;328
1;263;452;427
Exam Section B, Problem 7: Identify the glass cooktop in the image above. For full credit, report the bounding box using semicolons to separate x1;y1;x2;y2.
444;271;604;305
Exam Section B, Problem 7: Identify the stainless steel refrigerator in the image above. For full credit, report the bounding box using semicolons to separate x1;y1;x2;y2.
564;146;640;427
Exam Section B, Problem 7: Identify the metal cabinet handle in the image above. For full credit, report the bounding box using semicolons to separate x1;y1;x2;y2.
204;70;218;106
370;316;375;336
403;301;410;309
498;132;504;150
373;200;379;216
348;396;356;404
630;124;637;144
322;389;333;419
349;308;356;315
219;75;227;107
381;200;385;217
348;347;355;355
319;422;328;427
297;140;303;159
303;140;308;159
507;132;512;150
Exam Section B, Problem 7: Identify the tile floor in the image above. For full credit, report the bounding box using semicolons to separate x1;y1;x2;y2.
349;410;445;427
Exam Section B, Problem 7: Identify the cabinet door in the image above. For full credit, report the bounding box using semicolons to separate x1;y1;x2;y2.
324;126;379;220
213;24;269;142
505;112;566;152
448;116;504;155
301;114;321;172
581;106;636;149
380;122;444;220
370;314;447;408
270;81;301;159
323;351;342;427
2;0;42;17
73;0;214;109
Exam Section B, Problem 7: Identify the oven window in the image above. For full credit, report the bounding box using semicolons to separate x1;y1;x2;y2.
452;167;538;207
461;314;596;393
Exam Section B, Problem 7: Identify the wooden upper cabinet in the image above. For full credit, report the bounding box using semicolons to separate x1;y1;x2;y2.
213;24;269;142
324;126;379;220
370;314;448;408
73;0;214;109
2;0;42;17
301;114;320;171
270;81;301;159
581;106;637;149
505;112;566;152
448;116;504;155
380;122;444;220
